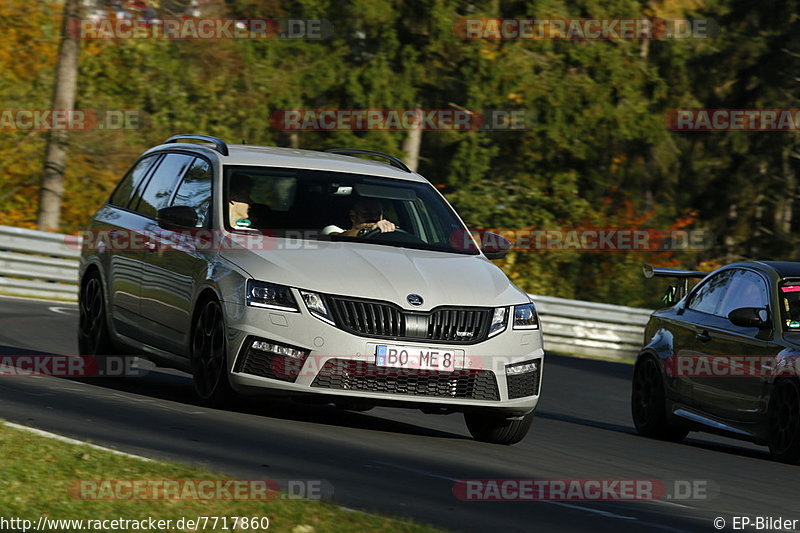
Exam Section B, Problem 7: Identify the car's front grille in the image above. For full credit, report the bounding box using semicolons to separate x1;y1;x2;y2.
506;359;542;399
327;296;491;344
311;359;500;401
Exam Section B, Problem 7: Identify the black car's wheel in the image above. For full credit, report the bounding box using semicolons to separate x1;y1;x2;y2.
191;298;236;407
464;411;533;445
631;357;688;441
78;273;114;356
767;379;800;463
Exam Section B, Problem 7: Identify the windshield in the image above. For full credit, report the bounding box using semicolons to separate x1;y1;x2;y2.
222;166;479;255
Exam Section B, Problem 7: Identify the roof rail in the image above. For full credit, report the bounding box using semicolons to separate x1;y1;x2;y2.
326;148;411;173
164;134;229;156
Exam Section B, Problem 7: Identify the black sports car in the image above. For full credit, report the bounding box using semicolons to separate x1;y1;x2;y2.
631;261;800;462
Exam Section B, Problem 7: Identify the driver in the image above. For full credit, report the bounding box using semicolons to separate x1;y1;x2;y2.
332;198;397;237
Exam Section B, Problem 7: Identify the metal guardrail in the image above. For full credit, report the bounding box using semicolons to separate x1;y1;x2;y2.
0;225;81;300
529;295;651;360
0;225;654;359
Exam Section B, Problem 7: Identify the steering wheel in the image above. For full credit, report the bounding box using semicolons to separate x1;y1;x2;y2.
359;227;383;239
359;227;411;239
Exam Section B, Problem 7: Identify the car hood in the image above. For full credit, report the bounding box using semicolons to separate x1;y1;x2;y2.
220;239;528;309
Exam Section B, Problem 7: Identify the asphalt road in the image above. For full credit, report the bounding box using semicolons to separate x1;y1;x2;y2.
1;295;799;532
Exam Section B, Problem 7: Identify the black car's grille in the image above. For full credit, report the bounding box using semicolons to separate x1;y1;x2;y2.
328;296;491;344
506;359;542;399
311;359;500;401
233;343;305;383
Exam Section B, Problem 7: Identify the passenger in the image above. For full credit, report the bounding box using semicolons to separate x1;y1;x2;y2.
228;173;254;228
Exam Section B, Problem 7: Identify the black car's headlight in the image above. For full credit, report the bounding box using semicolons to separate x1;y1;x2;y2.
513;302;539;330
488;307;509;337
246;280;298;311
300;290;335;325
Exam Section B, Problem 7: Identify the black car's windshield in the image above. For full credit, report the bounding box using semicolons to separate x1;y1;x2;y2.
222;166;478;255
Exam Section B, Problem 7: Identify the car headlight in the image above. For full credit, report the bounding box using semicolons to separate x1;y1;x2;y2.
513;302;539;329
246;280;298;311
300;290;335;325
488;307;508;337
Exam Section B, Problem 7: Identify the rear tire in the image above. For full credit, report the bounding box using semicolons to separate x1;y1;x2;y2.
464;411;533;445
767;379;800;463
78;272;114;356
191;298;237;408
631;357;688;441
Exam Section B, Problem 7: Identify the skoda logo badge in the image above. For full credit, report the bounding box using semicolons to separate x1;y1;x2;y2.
407;294;424;306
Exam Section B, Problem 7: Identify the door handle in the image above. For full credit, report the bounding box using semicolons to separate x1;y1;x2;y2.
696;330;711;343
145;240;158;253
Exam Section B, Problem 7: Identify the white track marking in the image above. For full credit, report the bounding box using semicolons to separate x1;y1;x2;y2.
48;306;78;315
0;294;77;305
544;501;638;520
4;421;153;462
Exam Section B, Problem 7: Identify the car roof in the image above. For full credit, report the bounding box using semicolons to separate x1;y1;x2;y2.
146;142;429;183
754;260;800;279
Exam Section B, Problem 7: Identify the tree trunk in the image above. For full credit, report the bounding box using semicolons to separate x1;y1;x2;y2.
402;108;422;172
37;0;81;231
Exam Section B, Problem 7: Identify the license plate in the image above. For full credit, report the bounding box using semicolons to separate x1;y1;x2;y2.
375;344;461;372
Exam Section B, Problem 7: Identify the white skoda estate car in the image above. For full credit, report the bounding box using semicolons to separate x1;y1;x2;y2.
79;134;544;444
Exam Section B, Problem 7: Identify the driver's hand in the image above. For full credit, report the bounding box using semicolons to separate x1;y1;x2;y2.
373;220;396;233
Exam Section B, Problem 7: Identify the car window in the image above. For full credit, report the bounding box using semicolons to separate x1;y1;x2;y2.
221;166;477;254
779;281;800;329
108;155;160;208
171;158;213;228
717;270;769;318
686;270;735;315
135;153;195;218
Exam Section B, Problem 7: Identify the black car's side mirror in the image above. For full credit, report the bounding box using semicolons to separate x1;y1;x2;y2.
480;232;512;260
728;307;770;329
157;206;198;229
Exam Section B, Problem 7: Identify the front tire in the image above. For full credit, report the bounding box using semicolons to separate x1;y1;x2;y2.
78;273;114;356
191;298;236;407
631;357;688;441
767;379;800;463
464;411;533;445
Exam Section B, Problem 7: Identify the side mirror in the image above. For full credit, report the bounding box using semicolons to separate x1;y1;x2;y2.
156;206;198;228
480;232;512;260
728;307;770;329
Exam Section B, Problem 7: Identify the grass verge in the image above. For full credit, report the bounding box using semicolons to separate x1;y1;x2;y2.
0;422;444;533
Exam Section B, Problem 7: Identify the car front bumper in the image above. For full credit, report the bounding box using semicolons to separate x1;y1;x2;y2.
223;301;544;416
